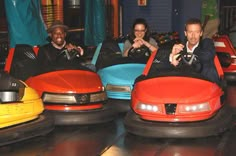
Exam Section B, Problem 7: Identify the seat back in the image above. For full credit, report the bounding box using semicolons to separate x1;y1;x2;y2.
0;41;9;71
92;40;123;70
5;44;39;81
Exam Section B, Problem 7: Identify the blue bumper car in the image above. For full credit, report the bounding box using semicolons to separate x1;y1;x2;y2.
91;41;146;113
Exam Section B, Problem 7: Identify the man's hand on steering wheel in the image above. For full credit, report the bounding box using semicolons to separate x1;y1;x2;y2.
170;44;184;66
180;52;199;65
58;49;77;60
65;43;84;56
170;44;199;67
58;44;84;61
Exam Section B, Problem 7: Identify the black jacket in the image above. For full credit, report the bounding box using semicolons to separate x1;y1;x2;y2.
37;43;82;72
186;38;220;83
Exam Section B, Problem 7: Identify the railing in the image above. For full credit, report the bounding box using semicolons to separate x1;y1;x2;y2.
219;6;236;32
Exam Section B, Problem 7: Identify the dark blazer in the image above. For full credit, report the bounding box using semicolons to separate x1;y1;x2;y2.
191;38;220;83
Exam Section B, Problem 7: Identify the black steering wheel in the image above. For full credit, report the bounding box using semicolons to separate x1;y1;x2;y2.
176;51;199;66
175;51;202;72
128;45;151;59
58;49;80;61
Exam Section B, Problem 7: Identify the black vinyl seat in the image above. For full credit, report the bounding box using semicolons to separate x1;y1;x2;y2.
9;44;39;81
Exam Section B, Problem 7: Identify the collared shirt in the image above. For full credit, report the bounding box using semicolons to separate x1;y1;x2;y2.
186;41;199;53
51;41;66;50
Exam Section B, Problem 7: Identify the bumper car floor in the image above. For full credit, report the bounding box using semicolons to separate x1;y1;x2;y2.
1;83;236;156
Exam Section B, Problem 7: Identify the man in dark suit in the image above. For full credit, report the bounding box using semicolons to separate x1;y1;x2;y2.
169;18;219;83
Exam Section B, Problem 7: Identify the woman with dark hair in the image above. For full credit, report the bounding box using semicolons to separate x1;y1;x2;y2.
123;18;158;57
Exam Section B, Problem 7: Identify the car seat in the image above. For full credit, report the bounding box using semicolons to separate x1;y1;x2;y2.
4;44;39;81
92;40;123;70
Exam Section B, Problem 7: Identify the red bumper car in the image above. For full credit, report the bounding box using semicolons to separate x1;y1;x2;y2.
5;45;116;125
213;35;236;81
124;49;234;138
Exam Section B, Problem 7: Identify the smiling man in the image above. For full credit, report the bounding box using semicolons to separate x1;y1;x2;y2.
169;18;220;83
37;20;84;69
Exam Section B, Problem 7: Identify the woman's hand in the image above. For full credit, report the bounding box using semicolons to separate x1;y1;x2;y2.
132;38;143;48
133;38;158;52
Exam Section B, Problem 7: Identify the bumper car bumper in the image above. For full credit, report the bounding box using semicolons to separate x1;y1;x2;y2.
124;105;234;138
48;103;116;125
0;112;54;146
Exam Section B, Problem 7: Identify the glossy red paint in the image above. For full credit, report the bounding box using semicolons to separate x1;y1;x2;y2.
26;70;104;96
25;69;105;112
131;76;223;122
142;51;157;76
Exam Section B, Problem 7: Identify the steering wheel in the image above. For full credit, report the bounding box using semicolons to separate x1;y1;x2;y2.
175;51;202;72
128;45;151;59
58;49;80;61
176;51;199;66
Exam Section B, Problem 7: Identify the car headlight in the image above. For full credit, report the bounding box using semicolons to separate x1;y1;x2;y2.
43;92;107;104
106;84;131;92
178;102;210;114
90;92;107;102
43;93;77;104
0;91;19;102
136;102;163;113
